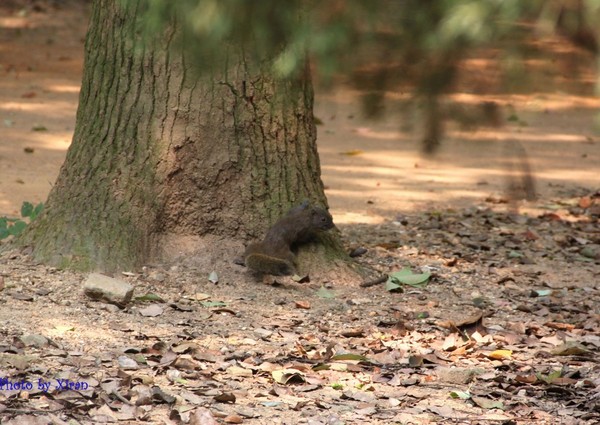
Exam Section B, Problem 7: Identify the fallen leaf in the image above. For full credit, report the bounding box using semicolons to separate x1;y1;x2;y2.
135;293;165;302
487;349;513;360
471;396;504;410
530;289;553;297
551;341;590;356
449;390;471;400
316;286;335;298
272;369;305;385
579;196;592;209
544;322;575;331
295;300;311;309
190;407;218;425
139;304;164;317
214;392;236;403
340;149;363;156
536;369;562;384
330;353;370;362
387;268;431;288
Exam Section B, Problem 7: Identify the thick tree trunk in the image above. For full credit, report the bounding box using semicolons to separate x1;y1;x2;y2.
21;0;349;274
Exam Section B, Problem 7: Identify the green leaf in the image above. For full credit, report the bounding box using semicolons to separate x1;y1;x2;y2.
315;286;335;298
135;293;165;302
530;289;553;297
0;217;7;228
0;227;9;239
471;396;504;410
8;220;27;236
21;201;34;218
200;301;226;308
30;203;44;220
385;278;404;292
330;353;370;362
388;268;431;287
312;363;330;371
508;250;523;258
449;390;471;400
536;369;562;384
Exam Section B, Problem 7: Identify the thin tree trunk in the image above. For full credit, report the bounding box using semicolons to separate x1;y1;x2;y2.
22;0;349;275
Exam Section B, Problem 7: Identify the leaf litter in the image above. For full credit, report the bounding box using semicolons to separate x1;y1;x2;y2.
0;192;598;424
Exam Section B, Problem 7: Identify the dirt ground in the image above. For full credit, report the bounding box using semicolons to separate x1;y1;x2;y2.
0;3;599;425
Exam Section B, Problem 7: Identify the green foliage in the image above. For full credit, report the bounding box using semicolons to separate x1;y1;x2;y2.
385;268;431;292
126;0;600;145
128;0;543;81
131;0;369;79
0;201;44;240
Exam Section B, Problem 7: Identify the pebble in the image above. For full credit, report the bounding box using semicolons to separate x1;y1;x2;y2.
83;273;133;306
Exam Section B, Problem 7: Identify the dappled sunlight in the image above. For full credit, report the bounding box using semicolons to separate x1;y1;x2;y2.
446;92;600;111
0;126;72;152
46;83;81;94
0;199;13;216
353;127;405;140
0;16;31;29
317;80;599;225
0;99;78;117
320;120;599;222
450;130;591;143
43;319;124;346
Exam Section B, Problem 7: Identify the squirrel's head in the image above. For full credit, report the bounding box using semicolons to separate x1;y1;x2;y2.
311;207;334;231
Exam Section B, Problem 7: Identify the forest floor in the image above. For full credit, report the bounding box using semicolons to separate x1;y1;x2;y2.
0;2;599;425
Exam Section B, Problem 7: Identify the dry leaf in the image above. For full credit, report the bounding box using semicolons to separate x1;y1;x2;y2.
294;300;311;309
487;349;513;360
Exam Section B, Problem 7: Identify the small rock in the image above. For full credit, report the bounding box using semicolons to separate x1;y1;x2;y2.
253;328;273;340
83;273;133;306
139;304;164;317
117;355;139;370
148;271;166;282
132;385;153;405
20;334;49;348
580;244;600;260
436;367;485;384
349;247;368;257
101;304;122;314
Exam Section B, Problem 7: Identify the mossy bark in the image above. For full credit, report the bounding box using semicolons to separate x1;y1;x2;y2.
21;0;349;274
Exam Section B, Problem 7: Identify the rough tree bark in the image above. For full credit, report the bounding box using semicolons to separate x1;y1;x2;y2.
22;0;350;275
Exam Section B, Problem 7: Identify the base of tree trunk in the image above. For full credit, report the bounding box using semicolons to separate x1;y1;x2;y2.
153;234;366;286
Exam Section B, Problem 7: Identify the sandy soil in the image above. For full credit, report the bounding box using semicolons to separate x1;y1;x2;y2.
0;2;86;216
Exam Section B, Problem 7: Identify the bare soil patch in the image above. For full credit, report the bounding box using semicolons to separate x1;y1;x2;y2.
0;4;598;425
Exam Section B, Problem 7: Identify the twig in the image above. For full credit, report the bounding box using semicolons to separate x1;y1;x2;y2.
360;274;388;288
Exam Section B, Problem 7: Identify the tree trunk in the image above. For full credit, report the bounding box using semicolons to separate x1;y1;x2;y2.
21;0;350;275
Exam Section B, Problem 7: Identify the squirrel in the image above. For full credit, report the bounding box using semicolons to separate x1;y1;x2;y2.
244;201;334;275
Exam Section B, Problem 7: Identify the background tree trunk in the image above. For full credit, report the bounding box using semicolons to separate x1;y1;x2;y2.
22;0;349;274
